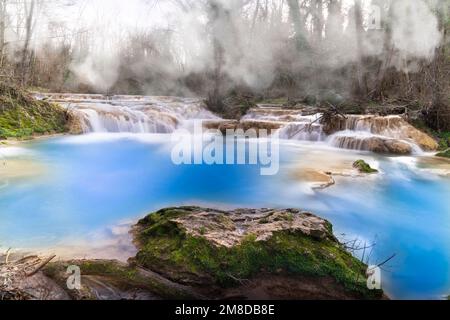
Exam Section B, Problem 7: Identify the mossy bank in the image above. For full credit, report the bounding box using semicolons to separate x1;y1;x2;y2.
0;83;69;140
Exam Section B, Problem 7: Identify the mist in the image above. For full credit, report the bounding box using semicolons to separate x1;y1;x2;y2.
0;0;446;99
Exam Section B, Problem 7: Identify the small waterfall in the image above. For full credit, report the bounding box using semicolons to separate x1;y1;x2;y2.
36;93;436;153
242;107;434;153
278;122;324;141
76;106;177;133
79;109;103;132
46;94;218;134
251;112;326;142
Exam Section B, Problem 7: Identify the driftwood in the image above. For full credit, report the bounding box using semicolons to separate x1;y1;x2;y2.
288;101;348;138
0;251;57;300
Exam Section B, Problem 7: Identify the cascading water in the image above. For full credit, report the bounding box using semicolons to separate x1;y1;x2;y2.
74;104;177;134
276;115;325;142
35;94;436;154
38;94;218;134
242;109;325;141
242;107;435;154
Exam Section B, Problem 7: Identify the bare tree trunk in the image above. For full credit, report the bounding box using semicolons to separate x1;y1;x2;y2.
0;0;6;69
325;0;343;41
354;0;367;97
313;0;324;44
286;0;309;51
20;0;35;86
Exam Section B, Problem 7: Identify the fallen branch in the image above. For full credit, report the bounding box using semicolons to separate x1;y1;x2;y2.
26;255;56;277
5;248;11;265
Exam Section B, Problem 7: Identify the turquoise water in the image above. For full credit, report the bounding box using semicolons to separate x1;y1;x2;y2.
0;134;449;299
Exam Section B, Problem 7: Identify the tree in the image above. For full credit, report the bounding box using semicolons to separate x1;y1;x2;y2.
286;0;309;51
19;0;36;86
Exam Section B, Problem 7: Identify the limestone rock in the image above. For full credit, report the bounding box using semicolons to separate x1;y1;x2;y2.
171;208;334;248
331;135;413;155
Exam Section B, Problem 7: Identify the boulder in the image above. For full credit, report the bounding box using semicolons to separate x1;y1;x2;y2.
131;207;385;300
322;115;438;151
331;135;413;155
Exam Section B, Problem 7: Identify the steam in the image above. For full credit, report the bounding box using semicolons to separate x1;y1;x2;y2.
4;0;445;94
389;0;442;65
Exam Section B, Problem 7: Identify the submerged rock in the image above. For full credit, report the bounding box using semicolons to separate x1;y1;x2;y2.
295;169;336;190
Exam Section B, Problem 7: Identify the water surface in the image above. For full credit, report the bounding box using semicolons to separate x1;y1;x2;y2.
0;134;449;299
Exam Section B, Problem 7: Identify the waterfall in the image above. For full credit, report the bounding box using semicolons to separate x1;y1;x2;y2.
242;107;436;154
76;105;177;134
277;115;324;142
40;94;218;134
35;94;436;154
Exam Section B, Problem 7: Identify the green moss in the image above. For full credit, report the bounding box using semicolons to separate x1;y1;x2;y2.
436;149;450;158
0;83;68;139
135;207;383;299
411;120;449;151
353;160;379;174
258;97;288;105
436;132;450;151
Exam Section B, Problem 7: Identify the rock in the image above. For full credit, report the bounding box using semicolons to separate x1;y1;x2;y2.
66;110;84;135
2;207;386;300
403;126;439;151
383;139;413;155
169;208;334;246
330;135;413;155
295;169;336;190
203;119;283;135
322;115;438;151
43;259;200;300
353;160;378;174
132;207;385;300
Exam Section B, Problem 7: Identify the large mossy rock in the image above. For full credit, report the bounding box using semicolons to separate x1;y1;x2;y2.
0;83;68;139
132;207;384;300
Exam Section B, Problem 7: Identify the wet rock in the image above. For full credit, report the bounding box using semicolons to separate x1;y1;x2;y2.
203;119;283;135
322;115;438;151
330;135;413;155
66;110;84;135
295;169;336;190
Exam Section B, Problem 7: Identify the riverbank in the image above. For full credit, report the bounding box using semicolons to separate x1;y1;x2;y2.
0;84;69;141
1;207;385;300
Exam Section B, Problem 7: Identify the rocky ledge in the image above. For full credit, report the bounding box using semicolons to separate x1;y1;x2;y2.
1;207;385;300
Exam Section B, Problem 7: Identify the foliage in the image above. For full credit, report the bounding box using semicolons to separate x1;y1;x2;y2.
436;149;450;158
